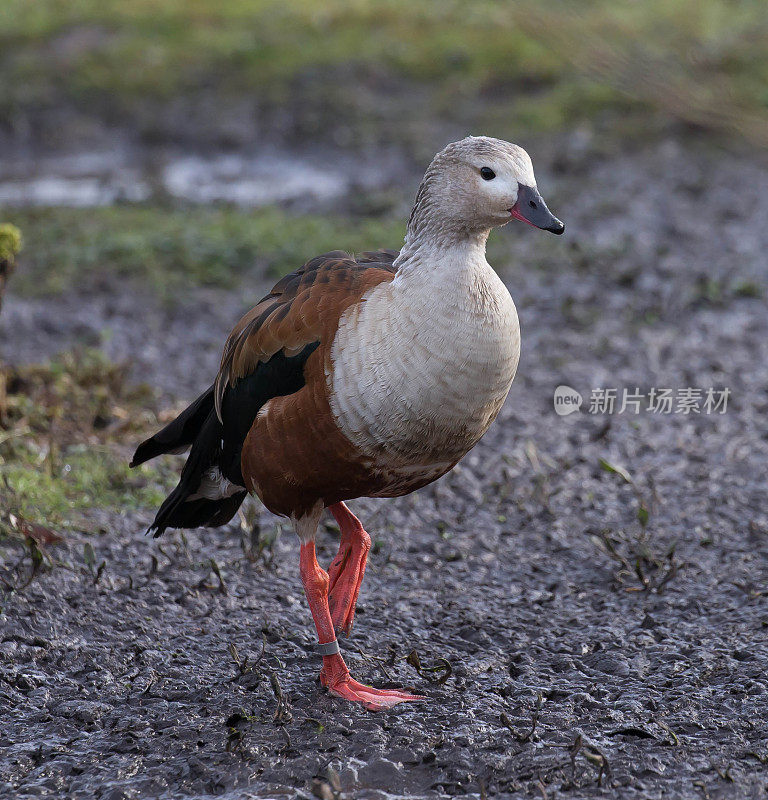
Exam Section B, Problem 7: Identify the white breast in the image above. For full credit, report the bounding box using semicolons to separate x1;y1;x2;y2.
328;245;520;470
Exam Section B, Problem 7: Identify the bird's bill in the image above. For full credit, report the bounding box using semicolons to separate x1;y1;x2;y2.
511;184;565;235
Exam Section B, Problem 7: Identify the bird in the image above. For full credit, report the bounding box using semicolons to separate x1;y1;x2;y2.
131;136;564;710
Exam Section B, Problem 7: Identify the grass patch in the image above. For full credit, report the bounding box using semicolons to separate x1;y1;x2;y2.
2;205;407;297
0;348;174;534
0;0;765;143
1;201;578;298
1;202;574;298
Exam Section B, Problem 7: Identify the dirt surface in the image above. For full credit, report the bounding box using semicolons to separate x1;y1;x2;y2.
2;139;768;799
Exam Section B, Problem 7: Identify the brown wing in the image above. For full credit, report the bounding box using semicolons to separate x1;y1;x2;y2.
214;249;398;421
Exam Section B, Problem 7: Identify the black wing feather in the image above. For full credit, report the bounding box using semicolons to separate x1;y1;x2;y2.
131;343;319;535
130;385;215;468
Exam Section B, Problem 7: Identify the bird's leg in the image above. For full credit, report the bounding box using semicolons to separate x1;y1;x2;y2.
327;501;371;636
326;510;353;595
296;511;422;711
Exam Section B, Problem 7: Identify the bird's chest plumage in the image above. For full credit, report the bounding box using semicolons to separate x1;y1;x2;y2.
328;255;520;485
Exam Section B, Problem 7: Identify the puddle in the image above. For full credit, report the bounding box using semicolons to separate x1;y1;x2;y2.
0;175;151;206
163;153;348;204
0;147;398;208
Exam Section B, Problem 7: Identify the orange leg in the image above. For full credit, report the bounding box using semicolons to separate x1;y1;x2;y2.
299;539;422;711
327;501;371;636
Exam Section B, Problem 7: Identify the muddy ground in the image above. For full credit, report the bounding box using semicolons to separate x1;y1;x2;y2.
2;138;768;799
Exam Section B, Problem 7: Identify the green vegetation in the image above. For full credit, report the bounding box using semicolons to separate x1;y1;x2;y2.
4;205;407;297
0;0;765;142
2;448;164;527
0;223;22;313
0;349;172;533
2;202;577;298
0;224;22;263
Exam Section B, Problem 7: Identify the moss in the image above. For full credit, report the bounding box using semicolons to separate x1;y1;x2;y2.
0;224;22;264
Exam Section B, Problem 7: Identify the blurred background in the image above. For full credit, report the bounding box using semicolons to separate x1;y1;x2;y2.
0;0;767;536
1;0;767;286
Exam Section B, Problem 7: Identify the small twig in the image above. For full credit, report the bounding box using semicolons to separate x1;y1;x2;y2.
209;558;228;595
227;635;267;680
406;649;452;684
568;733;612;786
347;640;395;681
569;733;583;779
657;719;680;746
518;693;544;743
269;670;292;724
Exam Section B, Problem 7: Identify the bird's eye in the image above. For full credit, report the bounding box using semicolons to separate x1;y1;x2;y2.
480;167;496;181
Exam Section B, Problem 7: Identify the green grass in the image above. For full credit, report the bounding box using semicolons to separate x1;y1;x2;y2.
0;0;765;142
1;201;577;298
0;349;173;533
1;450;167;528
3;205;407;297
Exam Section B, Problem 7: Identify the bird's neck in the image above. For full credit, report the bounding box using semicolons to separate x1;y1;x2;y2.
403;170;490;253
393;228;493;291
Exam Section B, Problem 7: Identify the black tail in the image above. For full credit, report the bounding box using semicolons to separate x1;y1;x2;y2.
130;386;246;537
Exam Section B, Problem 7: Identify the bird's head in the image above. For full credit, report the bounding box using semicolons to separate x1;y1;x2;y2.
407;136;564;245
